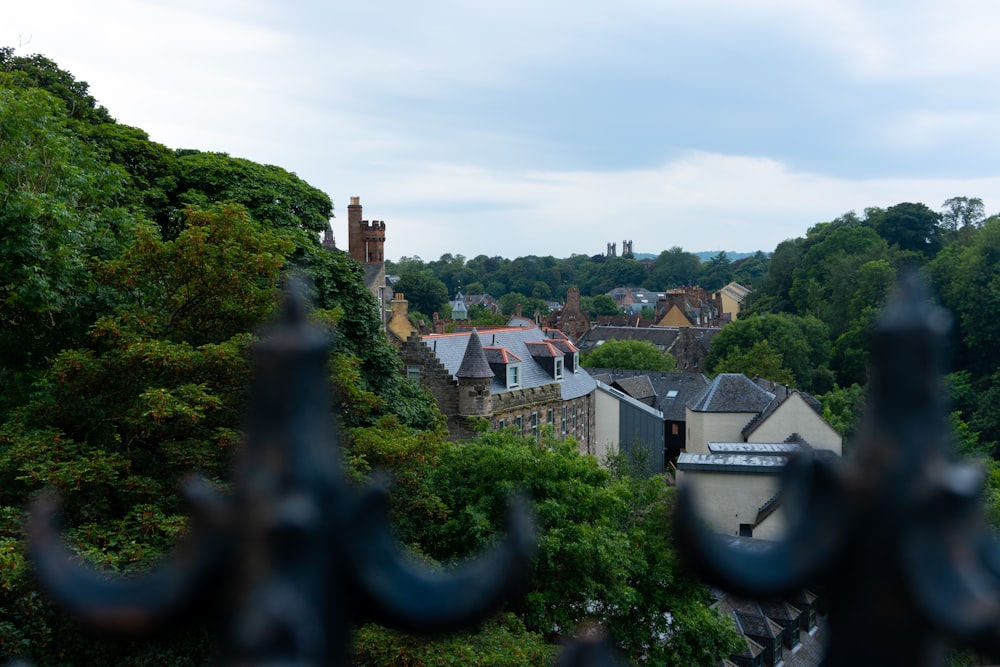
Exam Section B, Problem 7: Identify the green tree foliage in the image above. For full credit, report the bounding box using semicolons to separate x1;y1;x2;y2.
345;424;741;665
581;339;676;372
697;251;733;291
170;150;332;243
393;272;450;319
580;293;623;316
706;313;833;393
0;83;138;415
941;196;986;242
731;251;770;288
417;431;741;665
0;50;442;663
866;202;942;257
353;614;555;666
816;383;866;449
648;247;702;289
711;339;795;386
0;205;290;662
787;222;894;338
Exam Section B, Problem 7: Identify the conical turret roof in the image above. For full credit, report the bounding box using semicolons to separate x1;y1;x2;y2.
456;329;494;379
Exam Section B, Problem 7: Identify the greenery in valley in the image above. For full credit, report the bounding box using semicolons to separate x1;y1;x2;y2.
0;48;741;665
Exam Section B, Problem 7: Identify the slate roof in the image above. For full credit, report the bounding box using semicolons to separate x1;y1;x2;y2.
585;369;709;421
686;373;776;413
612;375;656;402
419;326;596;400
456;330;493;379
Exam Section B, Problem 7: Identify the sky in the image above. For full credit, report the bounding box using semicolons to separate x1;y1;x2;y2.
8;1;1000;262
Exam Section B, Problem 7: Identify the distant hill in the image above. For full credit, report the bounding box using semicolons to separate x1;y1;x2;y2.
633;251;761;262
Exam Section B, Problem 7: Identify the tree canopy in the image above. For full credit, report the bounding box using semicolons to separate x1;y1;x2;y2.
582;339;676;372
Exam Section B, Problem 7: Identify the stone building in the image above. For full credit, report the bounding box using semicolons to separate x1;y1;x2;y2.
400;326;598;450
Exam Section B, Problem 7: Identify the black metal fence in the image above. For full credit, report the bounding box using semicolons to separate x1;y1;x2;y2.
25;274;1000;666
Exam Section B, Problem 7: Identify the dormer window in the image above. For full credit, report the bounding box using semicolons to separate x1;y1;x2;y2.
554;356;564;380
507;363;521;388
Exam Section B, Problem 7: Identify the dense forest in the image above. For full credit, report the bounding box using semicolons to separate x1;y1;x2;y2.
0;49;746;665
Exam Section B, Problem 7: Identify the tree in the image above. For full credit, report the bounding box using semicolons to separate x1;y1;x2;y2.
731;250;770;288
866;202;942;257
393;272;450;318
0;84;138;416
415;430;741;665
580;294;622;316
941;196;986;240
711;339;795;386
706;313;833;393
648;247;702;290
170;150;332;243
582;339;676;372
0;205;292;663
698;252;733;291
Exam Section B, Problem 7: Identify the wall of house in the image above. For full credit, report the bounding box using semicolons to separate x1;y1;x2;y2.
676;469;784;537
686;409;758;454
747;394;843;455
491;391;594;453
656;305;693;327
594;387;621;463
399;337;459;415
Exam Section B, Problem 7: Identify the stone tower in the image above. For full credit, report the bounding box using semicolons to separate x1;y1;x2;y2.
347;196;386;265
345;196;387;300
456;330;494;417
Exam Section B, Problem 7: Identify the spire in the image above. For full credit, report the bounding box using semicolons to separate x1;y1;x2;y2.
456;330;494;379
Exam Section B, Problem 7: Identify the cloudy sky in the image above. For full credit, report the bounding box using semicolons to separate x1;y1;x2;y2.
8;1;1000;261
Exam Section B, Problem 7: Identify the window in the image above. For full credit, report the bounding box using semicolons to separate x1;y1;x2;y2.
547;408;554;425
515;415;523;435
666;390;678;399
531;412;539;438
739;524;753;537
497;418;505;430
561;406;568;436
554;357;564;380
572;352;579;372
672;423;679;435
406;365;421;382
507;363;521;388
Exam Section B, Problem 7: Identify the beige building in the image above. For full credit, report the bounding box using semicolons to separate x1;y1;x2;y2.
713;281;752;323
677;374;842;539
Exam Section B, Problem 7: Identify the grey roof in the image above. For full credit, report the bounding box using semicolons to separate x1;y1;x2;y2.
687;373;776;413
708;442;801;455
420;327;596;400
456;330;493;379
595;381;664;420
676;452;790;474
585;369;709;421
613;375;656;401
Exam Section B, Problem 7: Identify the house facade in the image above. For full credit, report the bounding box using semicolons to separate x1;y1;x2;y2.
593;381;665;474
587;369;709;466
677;373;842;538
399;327;598;452
713;281;752;323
